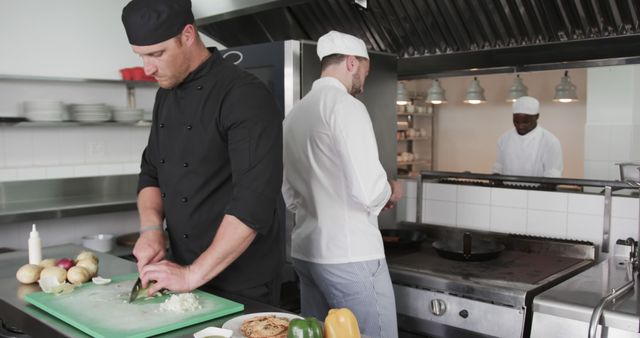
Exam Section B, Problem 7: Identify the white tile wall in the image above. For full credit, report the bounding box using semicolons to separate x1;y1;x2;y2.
611;217;639;246
402;179;417;199
528;191;568;212
33;128;63;166
0;78;155;182
491;188;527;208
457;185;491;204
584;160;611;180
0;128;5;168
46;166;75;179
568;194;604;216
16;167;47;181
423;199;456;226
584;125;610;161
0;125;149;181
457;203;490;230
396;197;417;222
4;128;33;167
424;183;457;201
527;210;567;237
612;196;639;219
609;125;633;162
567;213;604;244
0;168;17;181
490;206;527;234
397;181;638;248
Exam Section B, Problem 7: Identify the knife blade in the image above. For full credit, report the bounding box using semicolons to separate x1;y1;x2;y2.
128;277;142;303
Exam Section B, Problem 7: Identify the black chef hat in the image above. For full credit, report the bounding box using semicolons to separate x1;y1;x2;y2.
122;0;194;46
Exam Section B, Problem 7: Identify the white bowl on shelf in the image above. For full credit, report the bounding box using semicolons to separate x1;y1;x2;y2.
82;234;114;252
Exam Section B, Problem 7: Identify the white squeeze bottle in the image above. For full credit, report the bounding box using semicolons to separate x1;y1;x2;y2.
28;224;42;264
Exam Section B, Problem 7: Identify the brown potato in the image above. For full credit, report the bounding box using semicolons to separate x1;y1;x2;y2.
67;266;91;284
39;258;57;268
76;250;99;264
40;266;67;284
75;259;98;277
16;264;43;284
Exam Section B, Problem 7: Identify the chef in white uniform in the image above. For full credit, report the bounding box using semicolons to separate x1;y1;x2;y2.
493;96;563;177
282;31;402;338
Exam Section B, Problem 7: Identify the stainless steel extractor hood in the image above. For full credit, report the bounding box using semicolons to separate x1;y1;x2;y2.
195;0;640;78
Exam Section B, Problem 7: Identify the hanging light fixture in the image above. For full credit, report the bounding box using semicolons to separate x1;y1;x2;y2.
553;71;579;103
464;77;486;104
506;74;528;102
426;79;447;104
396;82;409;105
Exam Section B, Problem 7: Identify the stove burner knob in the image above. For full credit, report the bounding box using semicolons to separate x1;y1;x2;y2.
459;309;469;318
430;299;446;316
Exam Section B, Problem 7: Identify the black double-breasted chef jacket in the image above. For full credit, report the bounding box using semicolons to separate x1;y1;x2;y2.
138;48;284;292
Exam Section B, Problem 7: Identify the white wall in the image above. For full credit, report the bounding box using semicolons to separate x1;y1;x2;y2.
585;65;640;180
0;0;224;79
405;69;587;178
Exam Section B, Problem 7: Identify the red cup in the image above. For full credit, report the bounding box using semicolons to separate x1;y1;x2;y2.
119;68;133;81
131;67;145;81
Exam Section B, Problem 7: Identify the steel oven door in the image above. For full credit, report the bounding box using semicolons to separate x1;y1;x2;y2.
394;284;526;337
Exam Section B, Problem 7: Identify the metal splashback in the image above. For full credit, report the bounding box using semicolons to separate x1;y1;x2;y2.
196;0;640;77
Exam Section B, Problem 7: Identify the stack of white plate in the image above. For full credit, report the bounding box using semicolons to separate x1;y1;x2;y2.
23;101;68;122
112;107;143;122
69;104;112;122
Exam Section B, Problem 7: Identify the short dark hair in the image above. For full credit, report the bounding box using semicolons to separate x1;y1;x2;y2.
320;54;367;71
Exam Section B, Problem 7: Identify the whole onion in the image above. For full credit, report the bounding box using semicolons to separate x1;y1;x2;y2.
55;258;75;270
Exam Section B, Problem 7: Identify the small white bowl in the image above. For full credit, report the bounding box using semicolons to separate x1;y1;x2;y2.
193;327;233;338
82;234;114;253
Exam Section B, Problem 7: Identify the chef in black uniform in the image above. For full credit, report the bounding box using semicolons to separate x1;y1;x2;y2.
121;0;284;303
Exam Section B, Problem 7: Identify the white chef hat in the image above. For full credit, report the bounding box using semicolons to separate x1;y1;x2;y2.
317;30;369;60
512;96;539;115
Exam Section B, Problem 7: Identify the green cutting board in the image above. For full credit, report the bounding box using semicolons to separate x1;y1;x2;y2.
25;273;244;338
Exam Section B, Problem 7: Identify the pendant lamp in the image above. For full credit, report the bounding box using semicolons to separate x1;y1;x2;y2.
464;77;486;104
553;71;579;103
426;79;447;104
396;82;409;105
506;74;528;102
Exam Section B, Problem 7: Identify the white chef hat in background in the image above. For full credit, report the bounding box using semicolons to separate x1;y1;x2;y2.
317;30;369;60
512;96;540;115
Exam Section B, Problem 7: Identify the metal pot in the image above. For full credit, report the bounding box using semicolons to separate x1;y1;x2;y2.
381;229;428;252
432;232;505;261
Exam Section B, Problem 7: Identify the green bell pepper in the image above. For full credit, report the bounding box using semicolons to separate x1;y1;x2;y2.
287;317;323;338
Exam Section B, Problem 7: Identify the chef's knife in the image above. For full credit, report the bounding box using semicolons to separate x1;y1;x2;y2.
128;277;142;303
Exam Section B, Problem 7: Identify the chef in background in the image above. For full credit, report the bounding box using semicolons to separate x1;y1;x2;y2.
493;96;563;177
282;30;402;338
121;0;284;303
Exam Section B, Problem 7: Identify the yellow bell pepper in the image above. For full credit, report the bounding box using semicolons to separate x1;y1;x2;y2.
324;308;361;338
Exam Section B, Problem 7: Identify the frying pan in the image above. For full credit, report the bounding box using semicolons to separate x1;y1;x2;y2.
432;232;505;261
381;229;428;251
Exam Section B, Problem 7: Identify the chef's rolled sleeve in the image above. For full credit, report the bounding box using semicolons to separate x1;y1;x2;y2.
221;81;283;234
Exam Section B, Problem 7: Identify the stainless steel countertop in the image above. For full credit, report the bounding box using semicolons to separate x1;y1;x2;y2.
533;255;640;332
0;244;283;338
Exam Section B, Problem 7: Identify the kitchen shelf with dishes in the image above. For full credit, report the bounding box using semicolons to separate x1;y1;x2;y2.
0;74;156;126
396;98;434;178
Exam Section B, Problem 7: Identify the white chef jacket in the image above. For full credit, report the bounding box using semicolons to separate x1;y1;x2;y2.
492;125;563;177
282;77;391;264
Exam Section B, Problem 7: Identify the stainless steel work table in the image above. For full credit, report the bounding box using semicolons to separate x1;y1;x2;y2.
0;244;284;338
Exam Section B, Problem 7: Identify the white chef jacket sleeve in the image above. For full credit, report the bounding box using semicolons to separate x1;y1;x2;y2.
330;99;391;215
492;133;506;174
281;167;297;212
542;134;563;177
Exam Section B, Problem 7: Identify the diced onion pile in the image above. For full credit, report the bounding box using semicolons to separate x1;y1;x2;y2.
158;293;201;313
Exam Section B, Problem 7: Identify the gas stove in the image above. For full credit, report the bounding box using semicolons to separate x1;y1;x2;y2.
387;227;596;338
